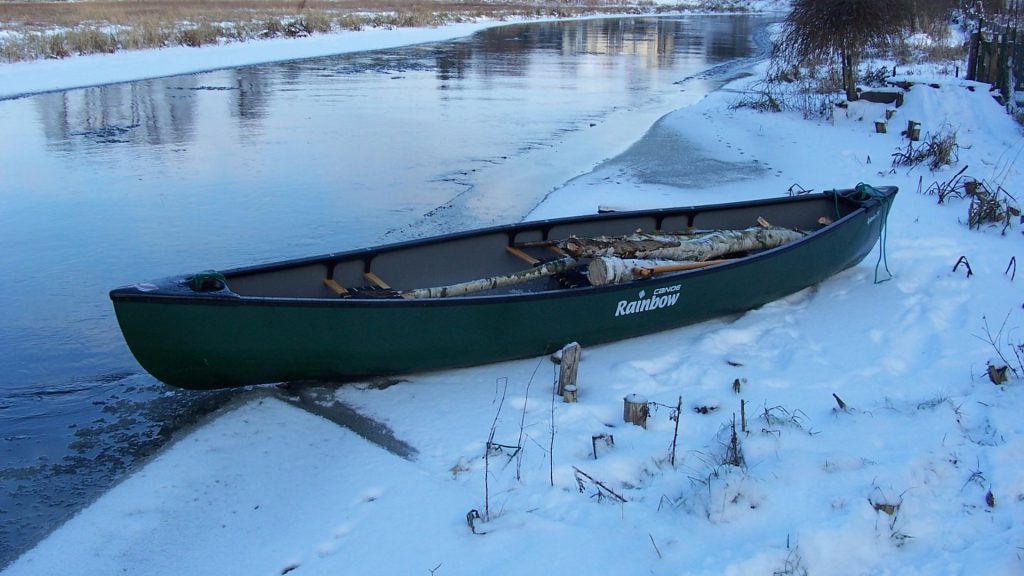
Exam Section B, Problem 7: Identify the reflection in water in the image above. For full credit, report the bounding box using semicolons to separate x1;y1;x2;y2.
0;15;773;568
30;18;754;152
232;67;274;124
36;77;200;150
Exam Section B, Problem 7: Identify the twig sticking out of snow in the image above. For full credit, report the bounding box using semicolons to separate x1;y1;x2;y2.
572;466;627;503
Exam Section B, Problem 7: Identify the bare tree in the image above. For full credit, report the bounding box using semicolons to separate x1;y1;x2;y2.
777;0;914;101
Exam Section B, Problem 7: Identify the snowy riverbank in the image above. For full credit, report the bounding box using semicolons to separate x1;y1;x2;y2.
4;13;1024;576
0;21;503;100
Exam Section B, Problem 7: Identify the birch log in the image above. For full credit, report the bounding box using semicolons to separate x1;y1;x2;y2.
401;256;577;299
562;226;804;262
587;257;678;286
588;257;732;286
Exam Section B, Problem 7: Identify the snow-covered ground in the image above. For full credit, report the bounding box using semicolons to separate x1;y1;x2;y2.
3;9;1024;576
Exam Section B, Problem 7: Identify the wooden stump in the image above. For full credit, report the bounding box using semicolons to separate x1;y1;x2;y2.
563;384;578;403
874;120;887;134
557;342;581;396
623;394;649;428
906;120;921;141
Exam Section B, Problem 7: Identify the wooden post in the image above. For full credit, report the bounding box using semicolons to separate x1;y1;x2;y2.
874;120;887;134
556;342;580;396
592;433;614;459
967;30;980;81
623;394;649;428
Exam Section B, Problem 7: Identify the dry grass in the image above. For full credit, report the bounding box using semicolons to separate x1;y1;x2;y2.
0;1;571;28
0;0;690;61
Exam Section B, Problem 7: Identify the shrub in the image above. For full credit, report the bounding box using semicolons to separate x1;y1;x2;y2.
891;125;959;171
731;57;844;119
968;185;1021;232
66;28;117;55
1;37;29;62
300;11;333;34
46;33;70;59
177;23;223;48
118;21;173;50
262;18;284;38
860;65;891;87
336;14;366;31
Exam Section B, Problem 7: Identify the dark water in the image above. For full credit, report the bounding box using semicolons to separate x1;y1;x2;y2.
0;15;770;566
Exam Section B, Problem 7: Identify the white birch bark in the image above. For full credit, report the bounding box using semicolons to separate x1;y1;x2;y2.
562;227;804;262
587;257;732;285
401;256;577;299
587;257;680;286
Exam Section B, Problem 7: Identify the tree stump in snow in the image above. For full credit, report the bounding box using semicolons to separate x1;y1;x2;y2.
623;394;649;428
563;384;578;403
906;120;921;141
874;120;887;134
557;342;580;396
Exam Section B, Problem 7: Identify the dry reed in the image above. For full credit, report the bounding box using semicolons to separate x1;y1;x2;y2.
0;0;690;62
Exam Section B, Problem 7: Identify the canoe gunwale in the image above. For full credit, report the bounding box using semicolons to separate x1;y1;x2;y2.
110;188;889;309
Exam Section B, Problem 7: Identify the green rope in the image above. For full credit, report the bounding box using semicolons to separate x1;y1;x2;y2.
189;270;228;292
852;182;894;284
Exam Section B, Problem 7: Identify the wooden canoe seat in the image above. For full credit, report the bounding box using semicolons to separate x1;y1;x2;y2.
323;278;349;296
507;243;570;265
506;245;540;265
547;244;569;258
363;272;391;290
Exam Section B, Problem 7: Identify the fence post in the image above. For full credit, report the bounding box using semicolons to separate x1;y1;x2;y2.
967;30;980;80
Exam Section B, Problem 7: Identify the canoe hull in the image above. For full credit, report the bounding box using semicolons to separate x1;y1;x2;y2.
111;188;893;390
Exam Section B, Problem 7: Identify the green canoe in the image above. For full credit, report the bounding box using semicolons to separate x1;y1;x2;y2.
110;185;896;390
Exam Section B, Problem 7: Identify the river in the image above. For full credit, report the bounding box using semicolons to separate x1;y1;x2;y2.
0;14;773;566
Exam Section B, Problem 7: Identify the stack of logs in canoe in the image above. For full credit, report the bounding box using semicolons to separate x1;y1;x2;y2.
401;222;805;299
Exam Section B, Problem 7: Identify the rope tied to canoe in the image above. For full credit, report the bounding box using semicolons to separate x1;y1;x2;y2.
189;270;228;292
835;183;893;284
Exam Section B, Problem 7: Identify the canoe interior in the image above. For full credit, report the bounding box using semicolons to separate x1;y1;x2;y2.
223;194;852;299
